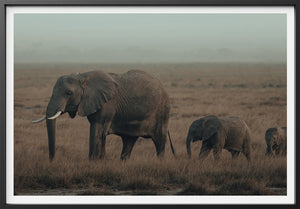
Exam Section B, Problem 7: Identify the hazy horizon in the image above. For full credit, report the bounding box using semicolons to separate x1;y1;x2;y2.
14;14;287;64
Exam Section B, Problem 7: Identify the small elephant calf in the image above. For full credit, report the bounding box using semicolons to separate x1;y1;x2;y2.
186;115;252;161
265;126;287;156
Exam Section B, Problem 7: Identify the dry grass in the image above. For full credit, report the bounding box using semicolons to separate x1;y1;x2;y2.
14;62;287;195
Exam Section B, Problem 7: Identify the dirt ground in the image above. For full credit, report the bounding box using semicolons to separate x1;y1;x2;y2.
14;62;287;196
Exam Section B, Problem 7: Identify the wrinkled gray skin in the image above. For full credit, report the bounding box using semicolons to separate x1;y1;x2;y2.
43;70;173;161
265;127;287;156
186;115;251;161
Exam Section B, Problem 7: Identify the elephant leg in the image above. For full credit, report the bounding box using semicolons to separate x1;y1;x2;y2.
244;152;251;162
98;131;106;159
120;136;138;160
241;149;251;162
89;122;97;159
199;143;212;160
276;144;283;155
152;134;167;157
265;146;272;156
212;146;222;161
89;122;106;160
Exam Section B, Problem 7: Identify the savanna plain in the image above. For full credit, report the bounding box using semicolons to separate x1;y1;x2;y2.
14;62;287;196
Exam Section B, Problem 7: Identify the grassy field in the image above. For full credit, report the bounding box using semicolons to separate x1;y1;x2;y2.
14;62;287;196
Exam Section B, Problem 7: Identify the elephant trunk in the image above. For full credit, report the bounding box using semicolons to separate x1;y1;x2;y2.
46;118;56;161
186;132;193;158
45;96;63;161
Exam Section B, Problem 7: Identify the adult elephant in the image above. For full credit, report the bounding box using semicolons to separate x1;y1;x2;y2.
33;70;175;161
186;115;251;161
265;126;287;156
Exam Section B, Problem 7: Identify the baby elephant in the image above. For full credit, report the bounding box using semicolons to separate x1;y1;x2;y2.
265;127;287;156
186;115;252;161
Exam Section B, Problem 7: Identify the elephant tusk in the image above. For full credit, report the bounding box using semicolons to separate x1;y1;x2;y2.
47;111;62;120
31;115;46;123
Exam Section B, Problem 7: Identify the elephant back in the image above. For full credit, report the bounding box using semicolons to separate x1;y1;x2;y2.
121;70;166;93
118;70;169;103
113;70;170;124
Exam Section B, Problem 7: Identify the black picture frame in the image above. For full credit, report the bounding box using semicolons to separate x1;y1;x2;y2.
1;0;298;208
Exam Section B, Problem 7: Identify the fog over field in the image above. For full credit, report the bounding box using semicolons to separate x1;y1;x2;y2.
15;14;286;64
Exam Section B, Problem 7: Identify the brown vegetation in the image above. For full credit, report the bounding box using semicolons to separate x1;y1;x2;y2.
14;62;287;195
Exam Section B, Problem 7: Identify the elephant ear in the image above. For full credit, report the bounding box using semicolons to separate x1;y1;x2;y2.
77;71;118;116
202;117;222;141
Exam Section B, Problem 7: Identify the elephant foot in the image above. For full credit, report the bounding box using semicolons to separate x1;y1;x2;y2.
120;155;130;161
98;154;105;160
156;149;165;158
89;153;105;160
89;156;95;160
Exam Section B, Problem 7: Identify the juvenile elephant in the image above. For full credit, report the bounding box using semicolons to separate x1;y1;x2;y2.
186;115;251;161
265;126;287;156
33;70;175;161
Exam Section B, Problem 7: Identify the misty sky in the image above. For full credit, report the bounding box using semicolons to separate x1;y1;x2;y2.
14;14;286;63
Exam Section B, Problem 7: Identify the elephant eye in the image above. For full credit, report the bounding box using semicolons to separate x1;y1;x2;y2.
65;90;73;96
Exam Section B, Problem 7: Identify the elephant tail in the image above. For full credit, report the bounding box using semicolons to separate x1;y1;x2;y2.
168;131;176;157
